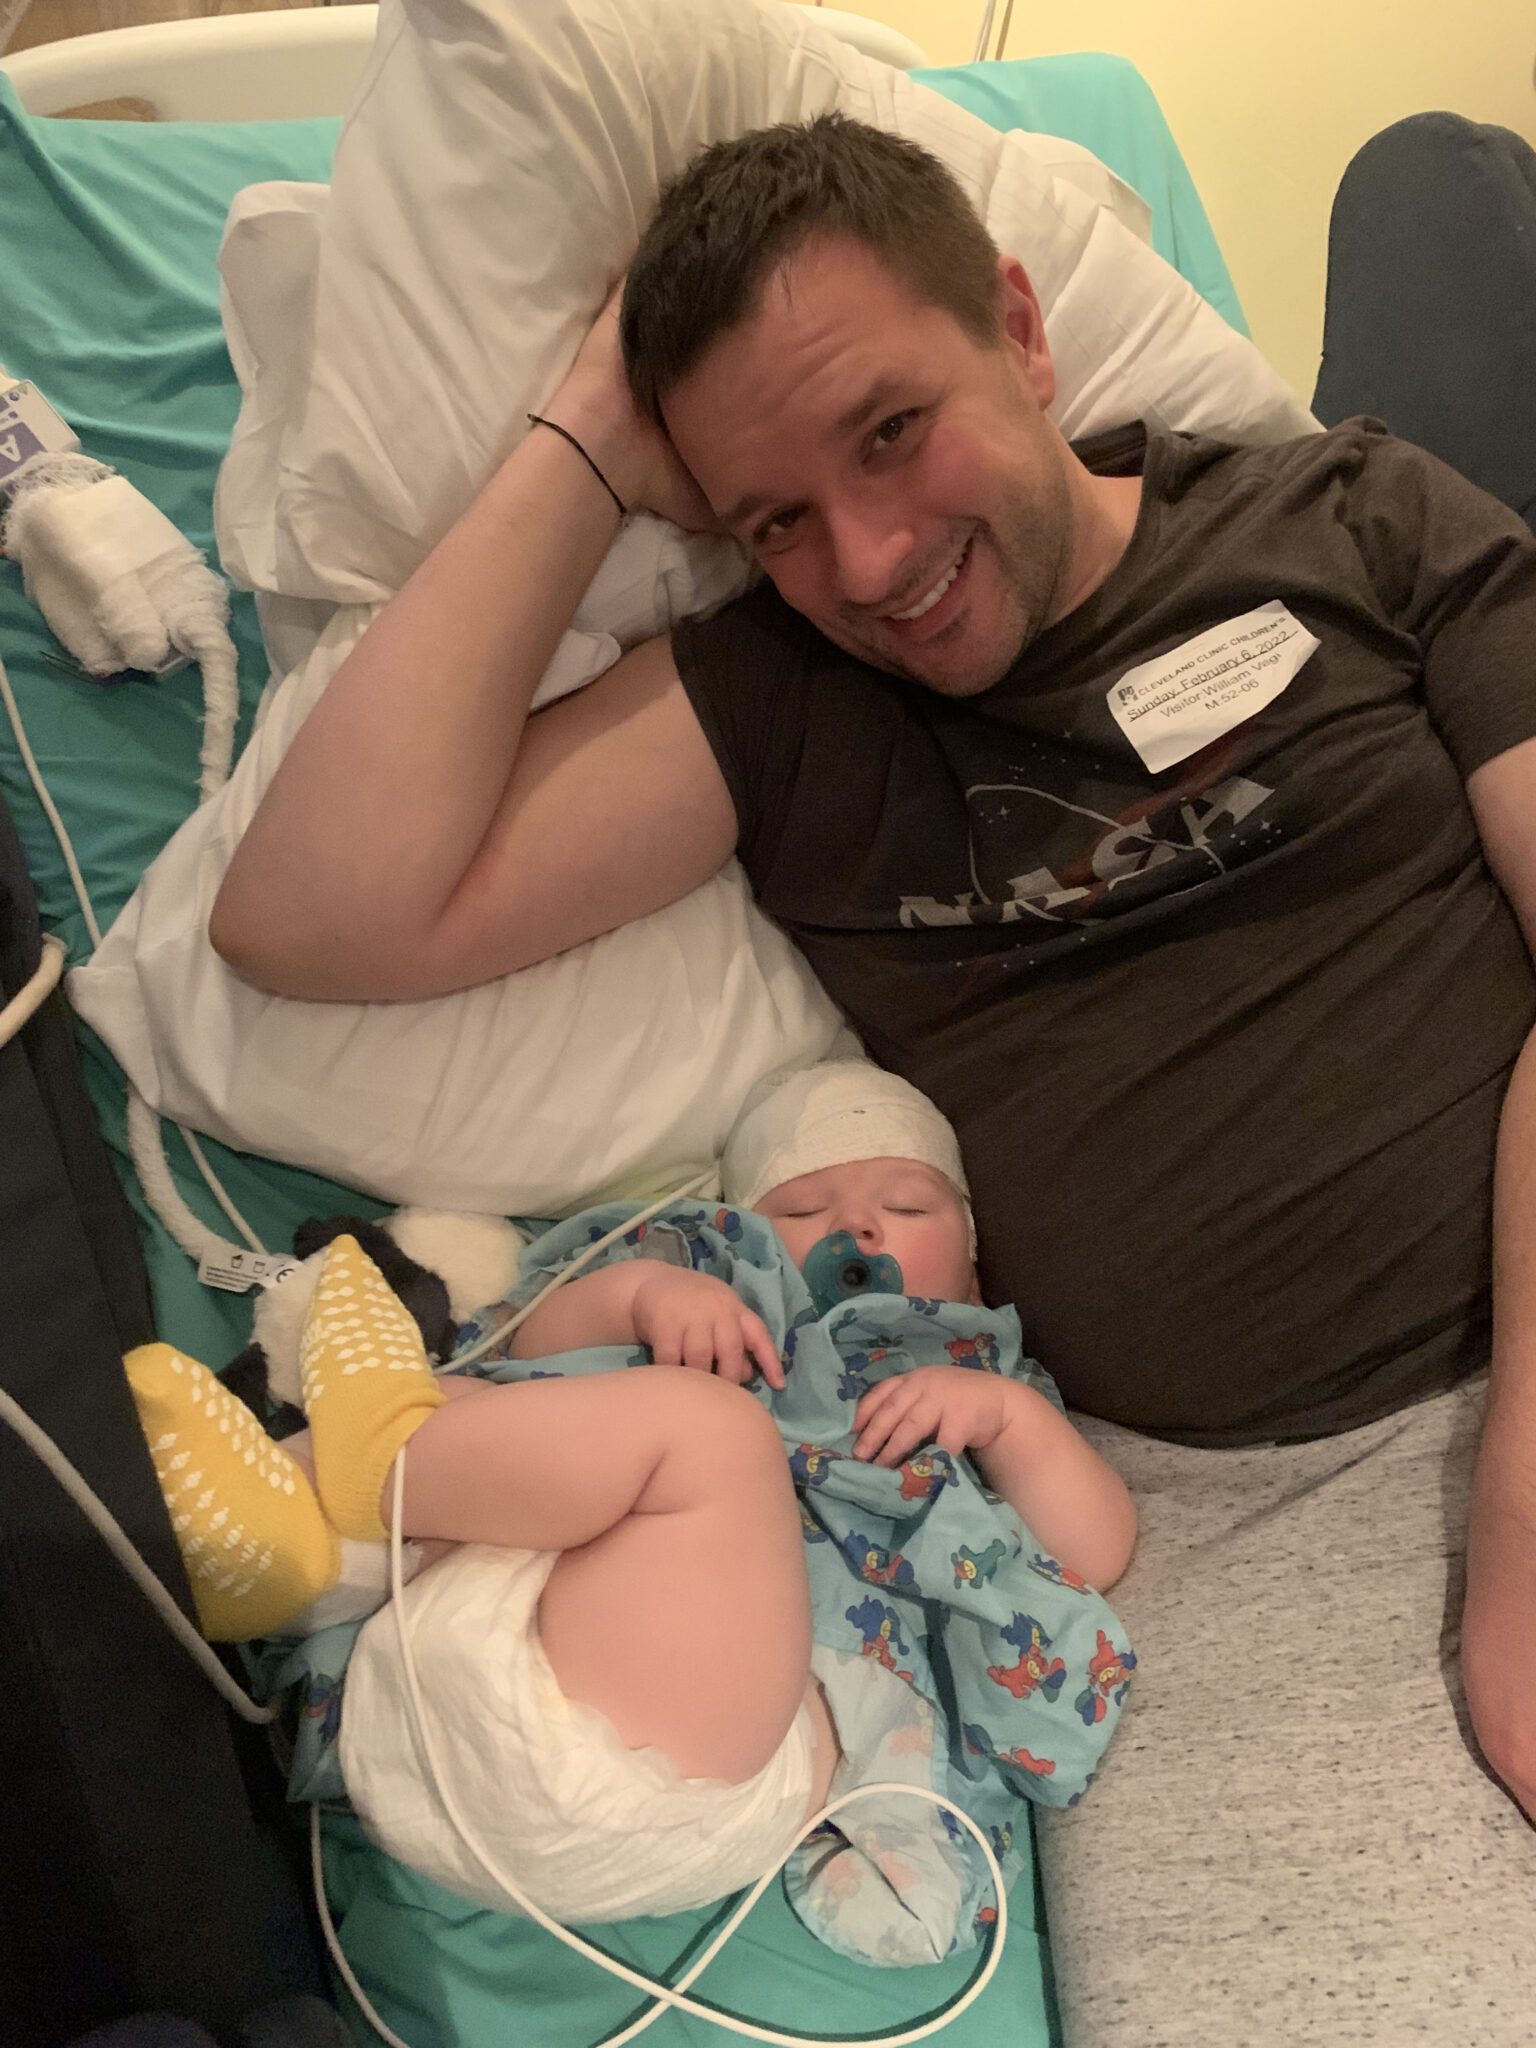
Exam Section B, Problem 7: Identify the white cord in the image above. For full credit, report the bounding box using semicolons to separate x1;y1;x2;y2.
305;1454;1006;2048
0;928;64;1050
0;1381;278;1726
179;1125;267;1251
0;650;103;948
1;645;270;1270
448;1175;715;1371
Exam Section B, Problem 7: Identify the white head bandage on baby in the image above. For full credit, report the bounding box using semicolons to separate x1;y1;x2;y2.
721;1060;974;1251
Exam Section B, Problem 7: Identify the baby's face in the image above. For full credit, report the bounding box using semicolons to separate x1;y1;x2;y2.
757;1157;979;1304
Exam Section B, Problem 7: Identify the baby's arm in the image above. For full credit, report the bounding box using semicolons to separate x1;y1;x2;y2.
853;1370;1136;1591
508;1262;656;1357
510;1261;784;1385
970;1384;1136;1592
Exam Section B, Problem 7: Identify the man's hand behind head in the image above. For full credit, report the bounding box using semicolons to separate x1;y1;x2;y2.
548;280;722;534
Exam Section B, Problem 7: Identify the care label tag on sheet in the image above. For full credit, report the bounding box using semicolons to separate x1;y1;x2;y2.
197;1248;300;1295
1106;601;1319;774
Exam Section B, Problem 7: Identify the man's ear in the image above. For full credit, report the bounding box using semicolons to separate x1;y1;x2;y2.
995;254;1056;411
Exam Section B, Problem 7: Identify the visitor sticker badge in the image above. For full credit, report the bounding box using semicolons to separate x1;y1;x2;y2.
1106;601;1320;774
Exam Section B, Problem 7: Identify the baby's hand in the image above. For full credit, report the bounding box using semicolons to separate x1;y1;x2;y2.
631;1269;785;1388
852;1365;1009;1467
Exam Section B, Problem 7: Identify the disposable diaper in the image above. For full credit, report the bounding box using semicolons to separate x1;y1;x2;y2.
340;1543;817;1922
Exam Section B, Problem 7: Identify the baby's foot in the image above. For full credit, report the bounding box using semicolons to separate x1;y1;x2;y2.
124;1342;339;1640
300;1235;446;1541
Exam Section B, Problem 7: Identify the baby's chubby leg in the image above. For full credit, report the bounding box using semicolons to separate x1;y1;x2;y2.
395;1368;812;1787
284;1372;480;1577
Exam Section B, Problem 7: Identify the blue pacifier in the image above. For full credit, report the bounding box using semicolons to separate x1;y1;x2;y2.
803;1231;905;1315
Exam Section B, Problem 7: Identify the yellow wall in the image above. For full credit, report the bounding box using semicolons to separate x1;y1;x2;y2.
816;1;1536;403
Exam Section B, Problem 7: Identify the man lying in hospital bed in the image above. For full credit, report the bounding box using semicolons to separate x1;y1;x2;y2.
62;0;1536;2040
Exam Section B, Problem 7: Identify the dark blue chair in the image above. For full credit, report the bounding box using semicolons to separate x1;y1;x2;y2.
1313;111;1536;531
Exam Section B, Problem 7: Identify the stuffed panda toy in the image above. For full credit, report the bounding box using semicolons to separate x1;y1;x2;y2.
223;1208;524;1433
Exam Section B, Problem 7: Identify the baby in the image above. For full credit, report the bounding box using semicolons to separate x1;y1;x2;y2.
124;1060;1135;1942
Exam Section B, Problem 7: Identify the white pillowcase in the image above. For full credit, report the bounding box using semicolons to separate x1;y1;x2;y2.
216;176;751;686
68;607;851;1216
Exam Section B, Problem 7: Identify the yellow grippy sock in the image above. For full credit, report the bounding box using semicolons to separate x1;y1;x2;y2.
124;1341;340;1642
300;1234;445;1541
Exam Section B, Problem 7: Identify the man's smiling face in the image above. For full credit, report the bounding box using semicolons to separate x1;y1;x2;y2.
662;234;1086;697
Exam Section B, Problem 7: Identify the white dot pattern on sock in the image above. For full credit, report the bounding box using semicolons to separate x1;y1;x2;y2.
299;1241;430;1405
144;1349;315;1611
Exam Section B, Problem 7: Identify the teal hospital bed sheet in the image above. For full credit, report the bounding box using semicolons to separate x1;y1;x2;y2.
0;53;1215;2045
915;52;1248;335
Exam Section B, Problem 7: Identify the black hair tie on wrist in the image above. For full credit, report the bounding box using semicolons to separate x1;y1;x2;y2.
525;413;628;519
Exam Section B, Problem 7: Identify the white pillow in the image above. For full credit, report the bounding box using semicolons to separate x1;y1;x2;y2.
216;181;338;682
215;177;749;686
67;609;851;1217
217;0;1312;615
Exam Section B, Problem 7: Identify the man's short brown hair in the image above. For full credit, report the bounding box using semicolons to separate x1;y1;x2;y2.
620;112;1003;425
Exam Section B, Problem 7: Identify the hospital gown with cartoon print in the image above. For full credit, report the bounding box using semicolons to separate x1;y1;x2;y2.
255;1201;1135;1967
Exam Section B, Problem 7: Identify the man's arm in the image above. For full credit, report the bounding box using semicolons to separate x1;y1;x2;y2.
211;294;736;1002
1460;735;1536;1824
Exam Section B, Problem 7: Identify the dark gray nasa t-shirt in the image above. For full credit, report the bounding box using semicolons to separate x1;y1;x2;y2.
673;420;1536;1444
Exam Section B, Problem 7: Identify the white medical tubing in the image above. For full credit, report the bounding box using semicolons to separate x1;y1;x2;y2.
1;646;268;1268
0;927;63;1049
0;650;103;946
448;1176;713;1369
